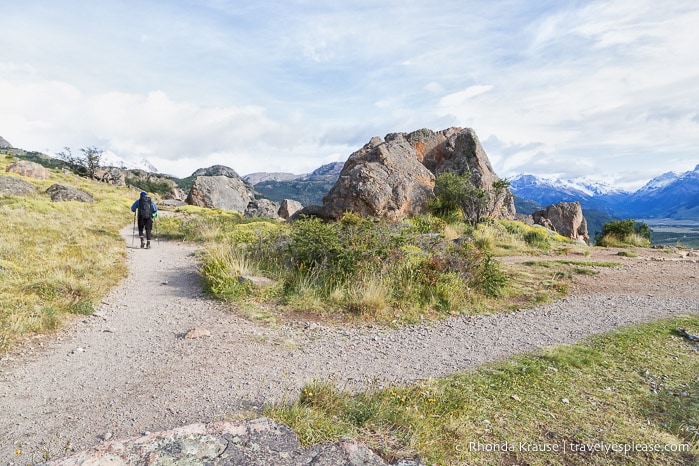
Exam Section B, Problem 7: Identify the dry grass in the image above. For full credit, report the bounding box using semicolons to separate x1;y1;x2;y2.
1;155;135;351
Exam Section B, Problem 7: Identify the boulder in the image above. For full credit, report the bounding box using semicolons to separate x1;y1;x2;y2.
320;134;436;220
404;127;515;218
244;198;281;219
532;201;589;243
48;418;423;466
5;160;50;180
278;199;303;219
186;175;255;213
46;184;94;203
192;165;241;178
317;127;515;221
0;175;38;196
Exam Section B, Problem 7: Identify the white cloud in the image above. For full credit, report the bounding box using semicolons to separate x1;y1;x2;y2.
439;85;494;108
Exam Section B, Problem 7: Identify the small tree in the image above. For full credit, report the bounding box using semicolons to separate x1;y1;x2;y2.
57;146;103;178
431;173;511;225
595;219;652;246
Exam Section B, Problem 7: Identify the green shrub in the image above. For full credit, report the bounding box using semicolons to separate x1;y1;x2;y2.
596;219;652;247
523;228;552;250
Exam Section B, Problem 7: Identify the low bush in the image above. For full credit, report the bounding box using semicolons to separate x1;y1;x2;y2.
596;219;652;247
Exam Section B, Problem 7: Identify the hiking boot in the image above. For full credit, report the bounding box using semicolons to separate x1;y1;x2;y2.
140;237;145;248
146;241;151;249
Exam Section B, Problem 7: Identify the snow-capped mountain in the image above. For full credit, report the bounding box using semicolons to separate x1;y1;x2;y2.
100;150;158;173
509;174;629;215
510;165;699;220
624;165;699;219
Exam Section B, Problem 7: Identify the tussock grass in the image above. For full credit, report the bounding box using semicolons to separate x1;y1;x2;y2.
598;233;651;248
266;316;699;465
1;156;133;351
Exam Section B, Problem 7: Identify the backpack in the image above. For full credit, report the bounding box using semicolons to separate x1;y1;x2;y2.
138;196;153;220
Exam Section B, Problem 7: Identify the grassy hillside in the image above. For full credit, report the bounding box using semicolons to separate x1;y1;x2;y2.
0;153;138;351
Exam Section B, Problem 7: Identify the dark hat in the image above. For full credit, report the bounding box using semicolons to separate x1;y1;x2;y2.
140;191;147;197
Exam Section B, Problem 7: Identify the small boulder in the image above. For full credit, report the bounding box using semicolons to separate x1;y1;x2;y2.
532;201;589;243
5;160;50;180
46;184;94;203
244;198;281;219
0;175;38;197
278;199;303;219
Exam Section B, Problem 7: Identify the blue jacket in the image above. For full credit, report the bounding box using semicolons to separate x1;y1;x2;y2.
131;197;158;215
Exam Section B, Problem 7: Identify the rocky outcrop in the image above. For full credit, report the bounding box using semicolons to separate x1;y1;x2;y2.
192;165;241;178
46;184;94;203
320;135;436;220
0;136;11;148
405;127;515;217
0;175;37;196
186;175;255;213
532;201;589;243
317;127;515;221
5;160;50;180
48;418;423;466
244;198;281;219
278;199;303;219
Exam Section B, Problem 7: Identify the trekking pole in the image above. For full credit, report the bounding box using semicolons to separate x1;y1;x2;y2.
154;215;159;244
132;211;136;246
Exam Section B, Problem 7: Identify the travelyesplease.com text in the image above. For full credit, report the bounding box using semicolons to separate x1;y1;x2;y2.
466;440;690;455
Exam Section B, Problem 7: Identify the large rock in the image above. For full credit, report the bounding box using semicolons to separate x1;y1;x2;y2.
0;175;38;196
48;417;423;466
278;198;303;219
5;160;50;180
532;201;589;243
317;127;515;221
46;184;94;203
320;135;436;220
405;127;515;218
186;175;255;213
244;198;281;219
192;165;241;178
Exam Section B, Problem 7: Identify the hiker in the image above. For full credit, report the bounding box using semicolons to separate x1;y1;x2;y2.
131;191;158;249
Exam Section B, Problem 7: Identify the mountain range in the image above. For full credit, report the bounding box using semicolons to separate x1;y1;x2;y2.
509;165;699;221
2;134;697;223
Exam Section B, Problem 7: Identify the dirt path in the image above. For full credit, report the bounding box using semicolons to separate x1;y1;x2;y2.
1;229;698;463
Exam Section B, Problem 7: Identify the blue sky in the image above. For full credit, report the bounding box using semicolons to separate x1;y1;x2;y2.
1;0;698;188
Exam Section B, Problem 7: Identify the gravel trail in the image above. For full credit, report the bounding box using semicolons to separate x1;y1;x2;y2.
1;227;698;462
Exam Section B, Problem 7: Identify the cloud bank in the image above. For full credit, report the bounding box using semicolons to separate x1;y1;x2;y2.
0;0;697;186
